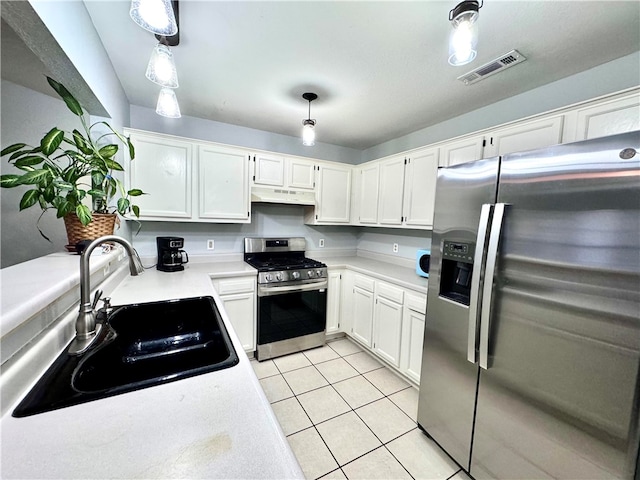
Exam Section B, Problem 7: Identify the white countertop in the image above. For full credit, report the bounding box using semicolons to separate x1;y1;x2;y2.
1;262;302;480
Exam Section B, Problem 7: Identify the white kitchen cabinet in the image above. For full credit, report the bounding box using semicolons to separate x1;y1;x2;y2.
402;147;439;228
125;129;250;223
400;293;427;384
358;163;380;224
573;92;640;141
211;276;256;353
350;275;375;347
306;162;352;224
198;144;250;221
253;154;315;190
326;270;343;334
127;130;193;219
372;282;404;367
440;135;485;167
377;156;405;226
484;115;564;157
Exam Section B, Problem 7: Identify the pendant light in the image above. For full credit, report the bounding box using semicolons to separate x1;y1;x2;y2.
448;0;482;66
130;0;178;36
156;87;181;118
302;93;317;146
146;42;179;88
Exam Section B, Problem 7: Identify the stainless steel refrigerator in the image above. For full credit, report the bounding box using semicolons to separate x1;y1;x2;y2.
417;131;640;479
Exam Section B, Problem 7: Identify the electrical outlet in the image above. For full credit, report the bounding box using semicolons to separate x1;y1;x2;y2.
393;243;399;253
319;238;325;248
207;239;215;250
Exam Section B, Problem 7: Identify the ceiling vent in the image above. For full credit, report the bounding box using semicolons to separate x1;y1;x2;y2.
457;49;526;85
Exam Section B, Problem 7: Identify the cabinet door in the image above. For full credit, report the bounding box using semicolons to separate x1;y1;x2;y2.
198;145;250;221
351;286;374;347
403;147;439;227
316;163;352;223
326;271;342;334
378;157;405;226
373;298;403;368
219;292;256;352
127;131;192;219
574;93;640;140
358;163;379;224
485;115;564;157
402;306;425;384
253;153;284;186
440;135;485;167
287;158;315;190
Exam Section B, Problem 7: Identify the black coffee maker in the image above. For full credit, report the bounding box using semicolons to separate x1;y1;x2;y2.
157;236;189;272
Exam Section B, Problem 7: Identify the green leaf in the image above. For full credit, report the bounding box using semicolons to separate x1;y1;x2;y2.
54;180;74;191
88;188;105;197
56;200;73;218
132;205;140;217
127;188;144;197
75;204;92;226
127;138;135;160
19;189;40;210
43;184;56;203
40;128;64;156
117;197;130;214
14;155;45;168
1;143;27;157
9;149;30;161
20;169;51;185
0;174;22;188
91;171;105;187
105;158;124;171
98;144;118;159
72;129;93;155
46;77;83;116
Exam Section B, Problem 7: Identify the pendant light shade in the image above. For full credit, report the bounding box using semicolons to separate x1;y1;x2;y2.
301;93;318;146
130;0;178;36
156;88;181;118
448;0;481;66
146;43;179;88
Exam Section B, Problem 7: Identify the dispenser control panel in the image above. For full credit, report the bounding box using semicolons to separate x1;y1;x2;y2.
442;241;474;264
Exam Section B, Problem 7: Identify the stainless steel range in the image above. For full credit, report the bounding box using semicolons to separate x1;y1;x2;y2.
244;237;328;361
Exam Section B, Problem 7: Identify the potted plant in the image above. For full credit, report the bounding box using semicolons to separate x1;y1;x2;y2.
0;76;145;249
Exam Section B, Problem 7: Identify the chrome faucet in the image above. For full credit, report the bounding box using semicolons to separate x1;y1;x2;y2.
68;235;144;355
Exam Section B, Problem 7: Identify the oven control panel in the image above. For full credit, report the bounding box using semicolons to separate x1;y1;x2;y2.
258;268;327;284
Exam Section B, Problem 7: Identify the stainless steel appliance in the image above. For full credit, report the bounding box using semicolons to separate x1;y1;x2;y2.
156;236;189;272
244;237;328;361
418;131;640;479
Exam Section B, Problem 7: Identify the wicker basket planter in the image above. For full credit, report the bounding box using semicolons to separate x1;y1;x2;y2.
63;213;117;252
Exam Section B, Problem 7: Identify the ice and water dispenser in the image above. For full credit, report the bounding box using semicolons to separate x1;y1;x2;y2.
439;240;475;306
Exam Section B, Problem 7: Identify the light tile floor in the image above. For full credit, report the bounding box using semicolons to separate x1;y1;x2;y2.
251;337;469;480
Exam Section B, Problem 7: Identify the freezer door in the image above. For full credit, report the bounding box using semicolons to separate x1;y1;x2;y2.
471;131;640;479
417;157;499;470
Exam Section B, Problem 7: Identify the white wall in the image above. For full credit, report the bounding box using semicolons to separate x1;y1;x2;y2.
356;228;431;262
130;105;361;165
362;51;640;162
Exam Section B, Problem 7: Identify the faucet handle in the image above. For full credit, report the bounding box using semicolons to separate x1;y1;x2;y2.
91;289;103;309
100;297;113;314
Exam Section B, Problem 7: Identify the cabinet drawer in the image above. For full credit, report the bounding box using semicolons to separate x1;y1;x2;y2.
214;277;255;295
405;293;427;314
377;282;404;304
354;274;375;292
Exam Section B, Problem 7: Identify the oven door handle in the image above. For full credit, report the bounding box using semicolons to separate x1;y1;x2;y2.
258;280;328;297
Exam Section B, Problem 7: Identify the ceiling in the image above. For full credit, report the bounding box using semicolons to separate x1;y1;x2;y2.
7;1;640;150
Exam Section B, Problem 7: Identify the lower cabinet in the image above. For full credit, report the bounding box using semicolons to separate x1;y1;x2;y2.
326;270;343;334
340;270;427;384
400;293;427;384
211;276;256;353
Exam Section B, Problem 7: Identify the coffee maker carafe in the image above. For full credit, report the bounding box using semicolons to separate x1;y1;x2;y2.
157;236;189;272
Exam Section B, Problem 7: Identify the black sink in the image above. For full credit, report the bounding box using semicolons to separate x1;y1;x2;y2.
13;296;239;418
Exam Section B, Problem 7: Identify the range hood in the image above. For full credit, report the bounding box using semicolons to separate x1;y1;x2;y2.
251;186;316;206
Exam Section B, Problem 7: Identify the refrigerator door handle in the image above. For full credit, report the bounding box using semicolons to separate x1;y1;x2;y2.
467;203;493;364
479;202;508;370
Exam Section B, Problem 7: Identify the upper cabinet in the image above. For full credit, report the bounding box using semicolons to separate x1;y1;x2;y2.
483;115;564;157
252;154;315;190
125;129;251;223
357;163;380;225
440;135;485;167
402;147;439;228
305;162;352;224
572;91;640;141
377;156;406;226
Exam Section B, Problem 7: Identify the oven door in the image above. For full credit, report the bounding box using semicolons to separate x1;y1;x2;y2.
257;280;328;347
